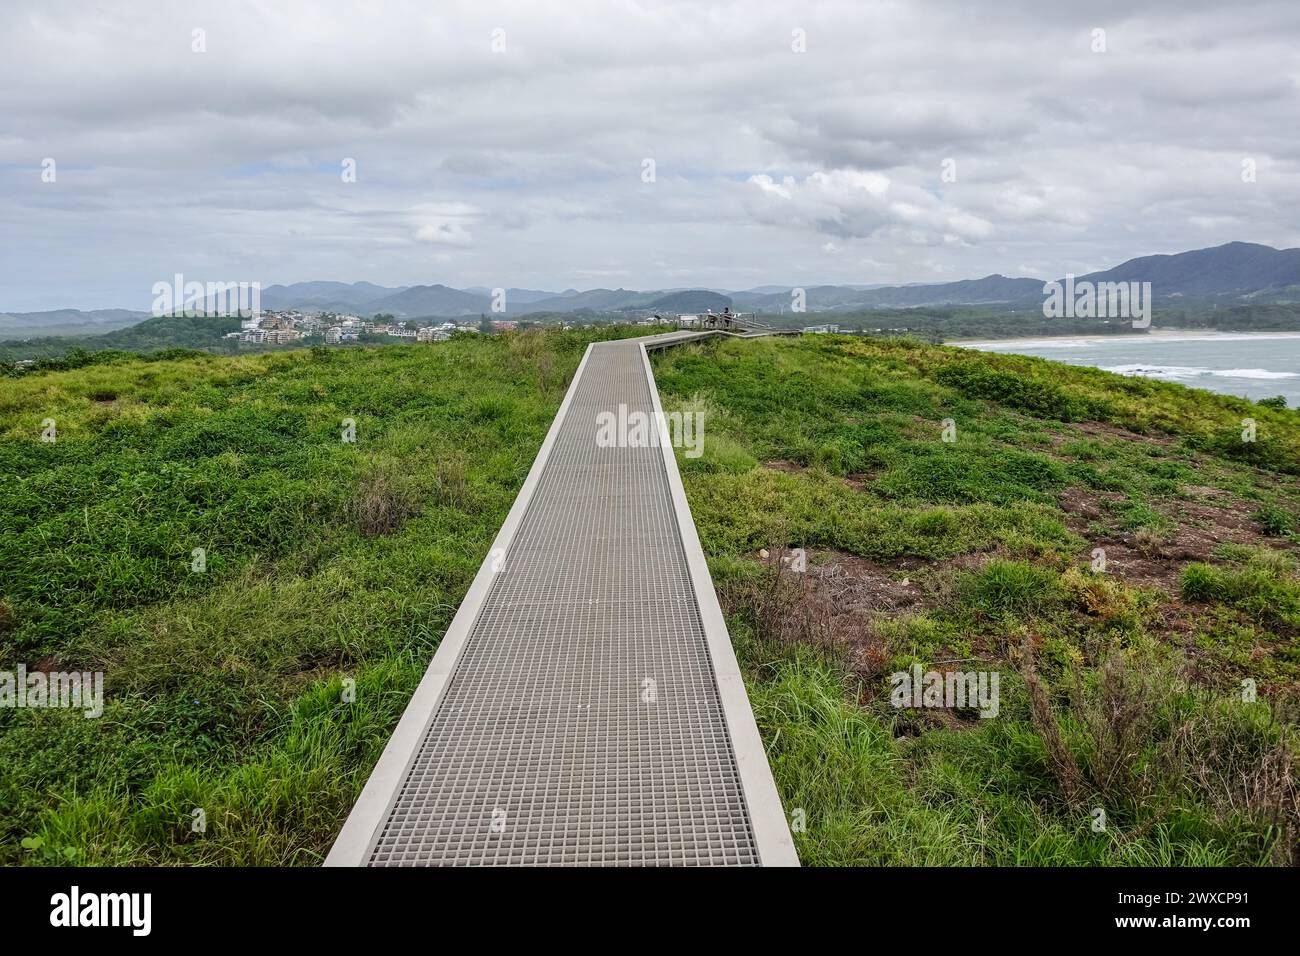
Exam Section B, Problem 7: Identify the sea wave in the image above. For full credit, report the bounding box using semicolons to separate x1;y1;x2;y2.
964;331;1300;350
967;338;1106;349
1102;364;1300;380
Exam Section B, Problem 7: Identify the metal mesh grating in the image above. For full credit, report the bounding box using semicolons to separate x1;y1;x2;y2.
366;340;759;866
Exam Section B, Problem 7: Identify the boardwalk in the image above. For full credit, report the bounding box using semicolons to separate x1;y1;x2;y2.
326;331;798;866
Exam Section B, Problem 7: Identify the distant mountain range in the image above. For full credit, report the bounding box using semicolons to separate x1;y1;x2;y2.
258;280;402;312
7;242;1300;336
1074;242;1300;299
0;308;149;339
257;241;1300;317
730;275;1047;311
255;282;735;317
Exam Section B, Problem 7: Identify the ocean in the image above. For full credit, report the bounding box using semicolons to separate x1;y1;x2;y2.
958;331;1300;407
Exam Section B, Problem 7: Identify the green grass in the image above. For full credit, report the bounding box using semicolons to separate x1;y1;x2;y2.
654;333;1300;866
1181;552;1300;630
746;646;1278;865
0;328;634;864
2;328;1298;866
0;314;246;364
957;559;1063;617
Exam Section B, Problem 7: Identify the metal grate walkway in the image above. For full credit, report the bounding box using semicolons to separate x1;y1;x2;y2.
326;332;797;866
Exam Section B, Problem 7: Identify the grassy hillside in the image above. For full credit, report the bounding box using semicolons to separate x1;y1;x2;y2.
1;329;1297;865
653;335;1300;865
0;329;628;864
0;314;244;363
0;309;148;340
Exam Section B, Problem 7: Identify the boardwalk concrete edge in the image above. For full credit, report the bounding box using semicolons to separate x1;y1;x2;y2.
324;343;598;866
638;342;800;867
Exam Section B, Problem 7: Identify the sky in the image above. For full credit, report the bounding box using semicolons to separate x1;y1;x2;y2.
2;0;1299;311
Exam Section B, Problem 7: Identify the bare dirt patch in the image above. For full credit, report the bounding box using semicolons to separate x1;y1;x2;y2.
763;459;874;491
795;549;927;614
1057;486;1124;522
1086;542;1183;592
1167;498;1263;553
1056;484;1287;593
28;656;69;674
725;546;936;683
1074;421;1176;447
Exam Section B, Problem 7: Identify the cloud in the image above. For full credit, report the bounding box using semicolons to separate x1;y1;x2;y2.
0;0;1298;310
746;169;991;243
410;202;479;246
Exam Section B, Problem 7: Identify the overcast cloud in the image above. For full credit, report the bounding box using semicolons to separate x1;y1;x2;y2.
2;0;1299;310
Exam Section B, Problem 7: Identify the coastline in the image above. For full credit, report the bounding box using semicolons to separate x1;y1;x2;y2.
951;328;1300;349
